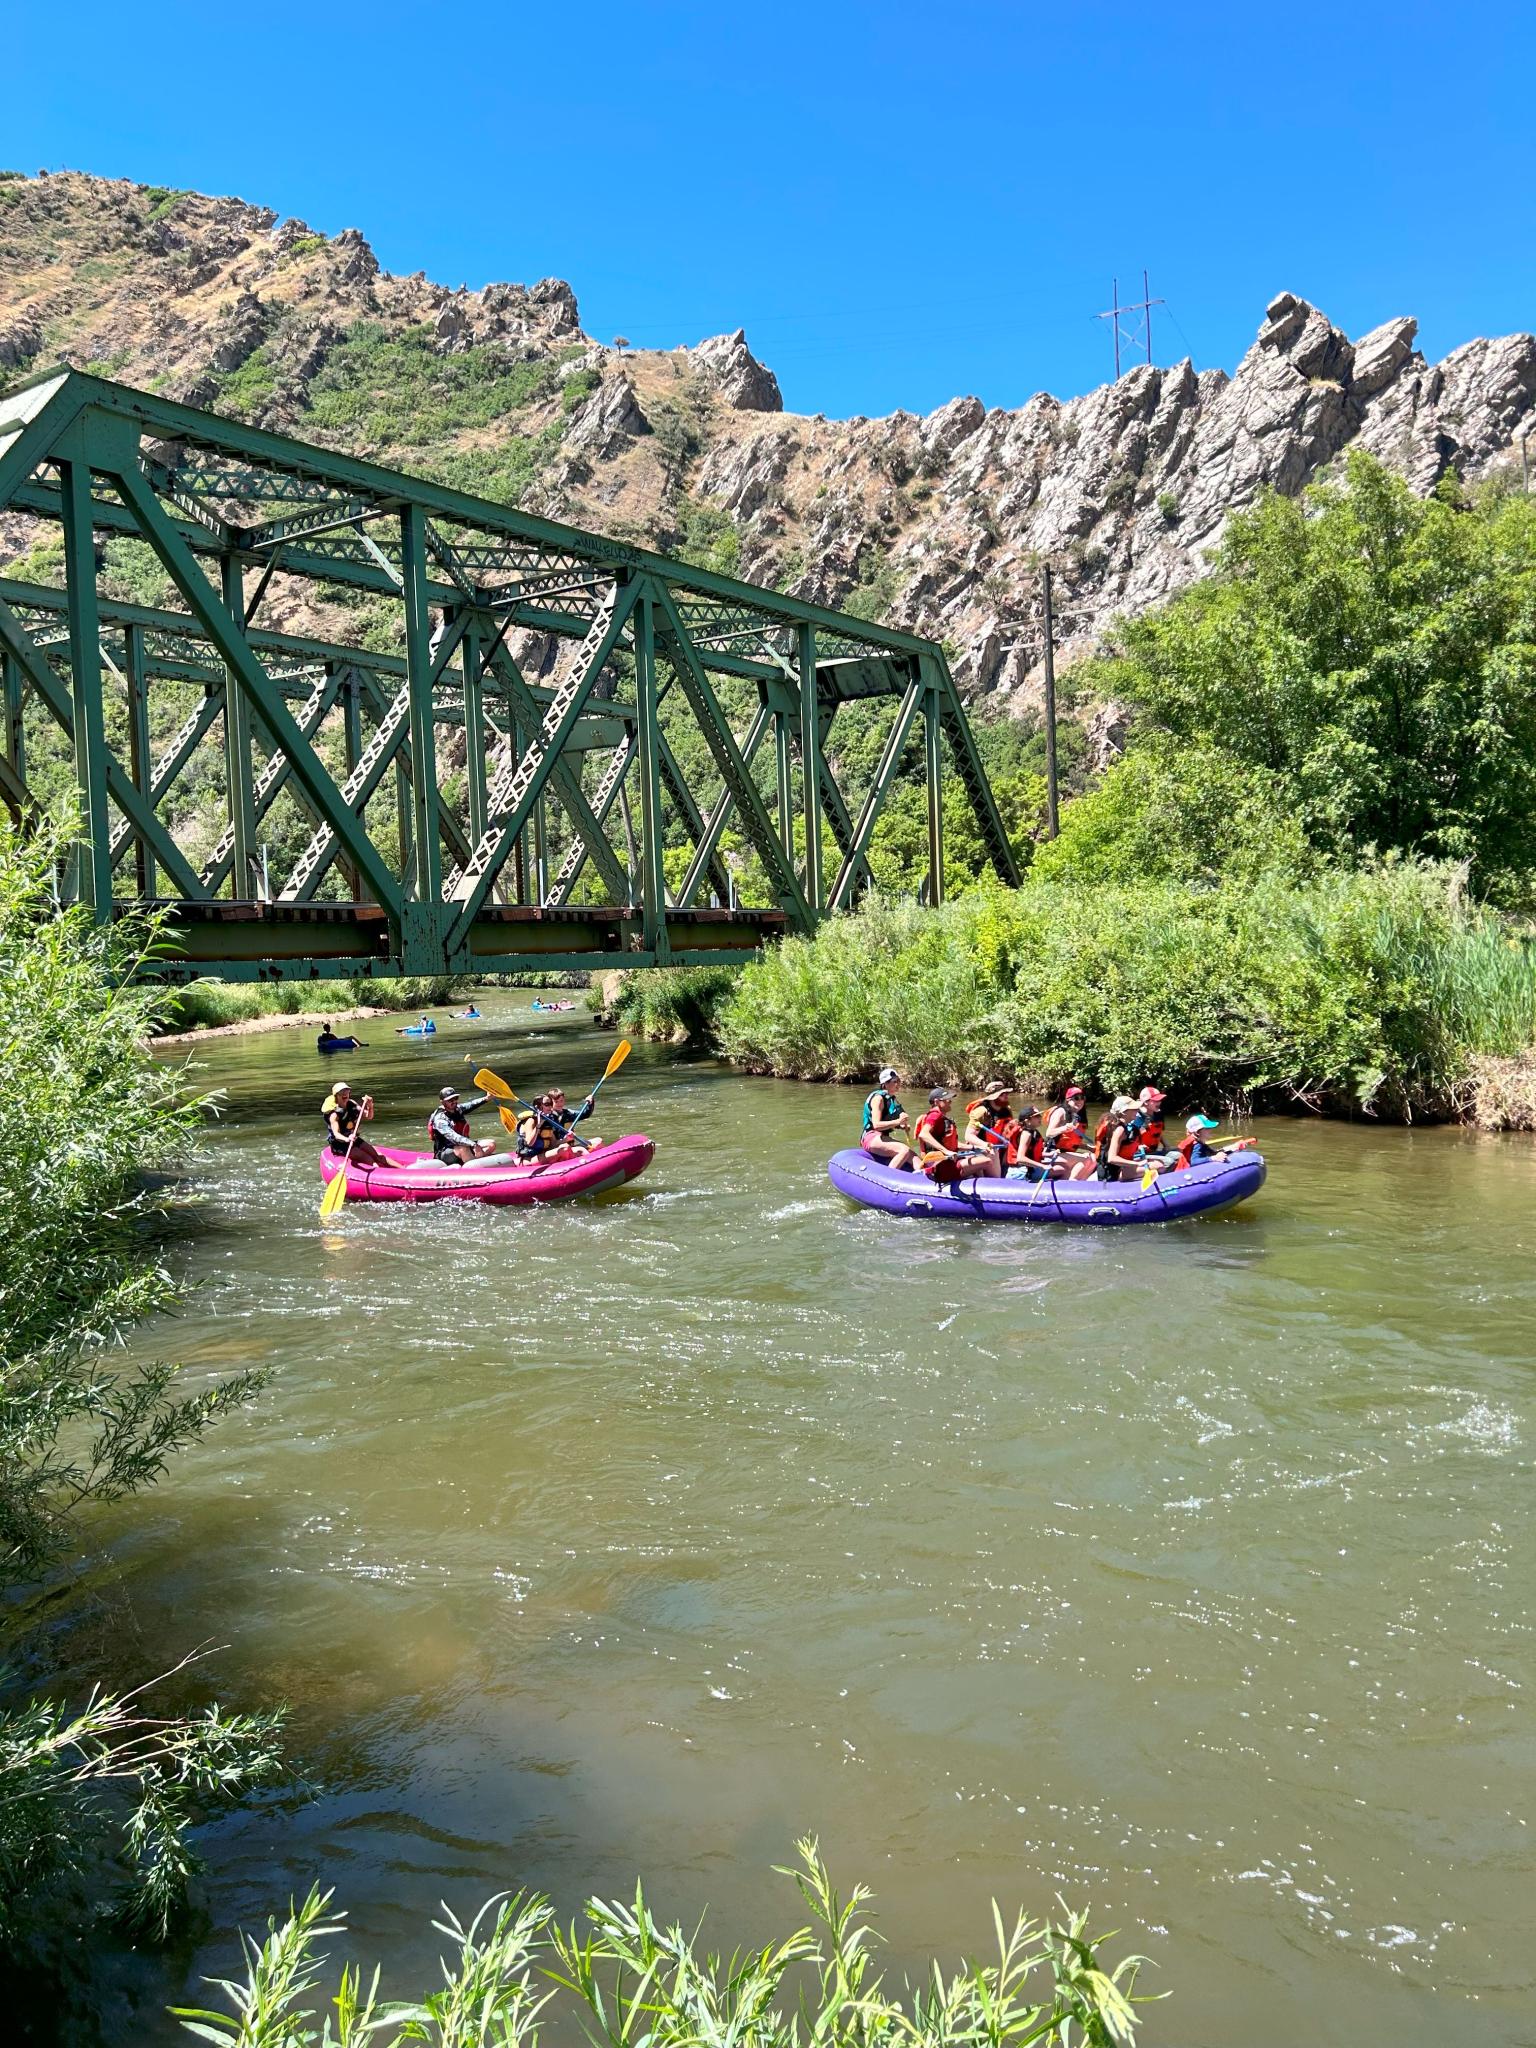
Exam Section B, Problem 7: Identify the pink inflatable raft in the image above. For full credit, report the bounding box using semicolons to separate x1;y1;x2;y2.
318;1133;655;1206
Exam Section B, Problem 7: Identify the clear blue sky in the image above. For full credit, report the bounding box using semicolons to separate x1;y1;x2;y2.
8;0;1532;420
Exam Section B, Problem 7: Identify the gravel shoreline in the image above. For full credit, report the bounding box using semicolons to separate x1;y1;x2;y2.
148;1004;392;1049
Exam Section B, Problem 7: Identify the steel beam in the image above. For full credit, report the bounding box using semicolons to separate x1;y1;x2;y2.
674;700;772;909
631;585;668;957
447;579;638;939
652;584;812;929
829;679;925;913
124;624;154;898
0;596;207;902
798;626;823;909
220;553;258;897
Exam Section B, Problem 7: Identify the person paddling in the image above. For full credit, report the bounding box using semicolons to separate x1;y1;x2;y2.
429;1084;496;1164
1131;1086;1171;1167
322;1080;386;1169
1174;1115;1256;1171
861;1066;914;1171
515;1091;584;1162
915;1086;995;1183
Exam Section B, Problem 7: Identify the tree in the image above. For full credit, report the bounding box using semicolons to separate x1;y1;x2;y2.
1085;453;1536;900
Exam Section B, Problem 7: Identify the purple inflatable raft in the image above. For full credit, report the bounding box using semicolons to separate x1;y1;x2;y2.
827;1146;1265;1226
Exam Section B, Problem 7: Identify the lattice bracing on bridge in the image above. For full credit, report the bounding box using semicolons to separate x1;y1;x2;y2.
0;365;1019;980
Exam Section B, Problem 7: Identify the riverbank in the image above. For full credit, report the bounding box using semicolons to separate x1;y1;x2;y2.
149;1003;391;1048
150;972;471;1037
611;870;1536;1130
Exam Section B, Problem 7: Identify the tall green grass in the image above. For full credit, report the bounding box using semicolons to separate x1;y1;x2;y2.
176;1840;1150;2048
718;866;1536;1121
610;963;745;1043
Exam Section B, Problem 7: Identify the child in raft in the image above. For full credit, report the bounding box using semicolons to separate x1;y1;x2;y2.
1173;1114;1255;1170
860;1067;915;1170
915;1087;999;1181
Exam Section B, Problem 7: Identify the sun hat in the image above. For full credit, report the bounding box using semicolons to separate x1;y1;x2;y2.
878;1065;900;1083
981;1079;1011;1099
1185;1113;1219;1134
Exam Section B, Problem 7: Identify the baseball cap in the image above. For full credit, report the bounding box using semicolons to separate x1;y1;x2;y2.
440;1085;460;1101
1018;1104;1041;1119
1065;1082;1085;1100
878;1066;900;1083
928;1086;953;1104
1139;1086;1166;1106
1185;1114;1219;1134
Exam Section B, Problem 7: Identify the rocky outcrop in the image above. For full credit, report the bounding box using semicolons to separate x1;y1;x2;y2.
690;330;782;411
1;172;1533;715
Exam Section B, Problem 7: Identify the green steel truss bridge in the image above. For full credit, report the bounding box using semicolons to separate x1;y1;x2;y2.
0;365;1019;982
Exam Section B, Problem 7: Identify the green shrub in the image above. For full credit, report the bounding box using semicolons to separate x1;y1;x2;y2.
720;866;1535;1117
0;820;284;1955
175;1840;1148;2048
612;963;742;1043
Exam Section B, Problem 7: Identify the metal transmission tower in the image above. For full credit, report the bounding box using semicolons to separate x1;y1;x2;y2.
0;365;1020;984
1095;272;1164;379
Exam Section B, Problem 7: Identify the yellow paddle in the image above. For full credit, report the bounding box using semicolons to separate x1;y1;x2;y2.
319;1097;369;1218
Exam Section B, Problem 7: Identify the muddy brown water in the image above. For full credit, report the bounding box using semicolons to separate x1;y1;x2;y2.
99;996;1533;2044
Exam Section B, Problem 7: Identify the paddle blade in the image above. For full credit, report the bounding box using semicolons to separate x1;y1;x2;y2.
319;1166;349;1218
499;1104;521;1136
603;1039;633;1081
1140;1164;1158;1191
473;1066;516;1100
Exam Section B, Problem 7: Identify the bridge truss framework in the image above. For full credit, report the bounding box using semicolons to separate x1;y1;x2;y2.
0;365;1019;981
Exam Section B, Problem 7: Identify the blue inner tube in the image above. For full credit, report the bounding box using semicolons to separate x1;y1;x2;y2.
827;1147;1266;1225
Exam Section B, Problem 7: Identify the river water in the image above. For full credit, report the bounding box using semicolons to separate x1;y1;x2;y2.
105;995;1533;2045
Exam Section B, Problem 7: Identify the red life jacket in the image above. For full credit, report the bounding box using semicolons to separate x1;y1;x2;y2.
1135;1117;1166;1157
1050;1112;1087;1152
1014;1126;1045;1165
916;1110;960;1178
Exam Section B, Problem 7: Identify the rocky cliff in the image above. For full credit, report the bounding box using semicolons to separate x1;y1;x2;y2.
2;169;1532;705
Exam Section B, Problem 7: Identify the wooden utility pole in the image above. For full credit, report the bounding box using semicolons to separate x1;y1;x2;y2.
1042;562;1060;839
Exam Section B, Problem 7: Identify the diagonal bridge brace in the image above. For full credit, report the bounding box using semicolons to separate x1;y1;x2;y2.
277;613;471;902
652;582;811;929
423;525;631;907
104;439;401;911
0;595;207;900
447;580;639;942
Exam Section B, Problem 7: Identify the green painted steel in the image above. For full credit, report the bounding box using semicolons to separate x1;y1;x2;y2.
0;364;1020;980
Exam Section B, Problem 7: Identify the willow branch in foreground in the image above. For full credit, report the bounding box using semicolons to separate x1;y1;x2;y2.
175;1838;1156;2048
